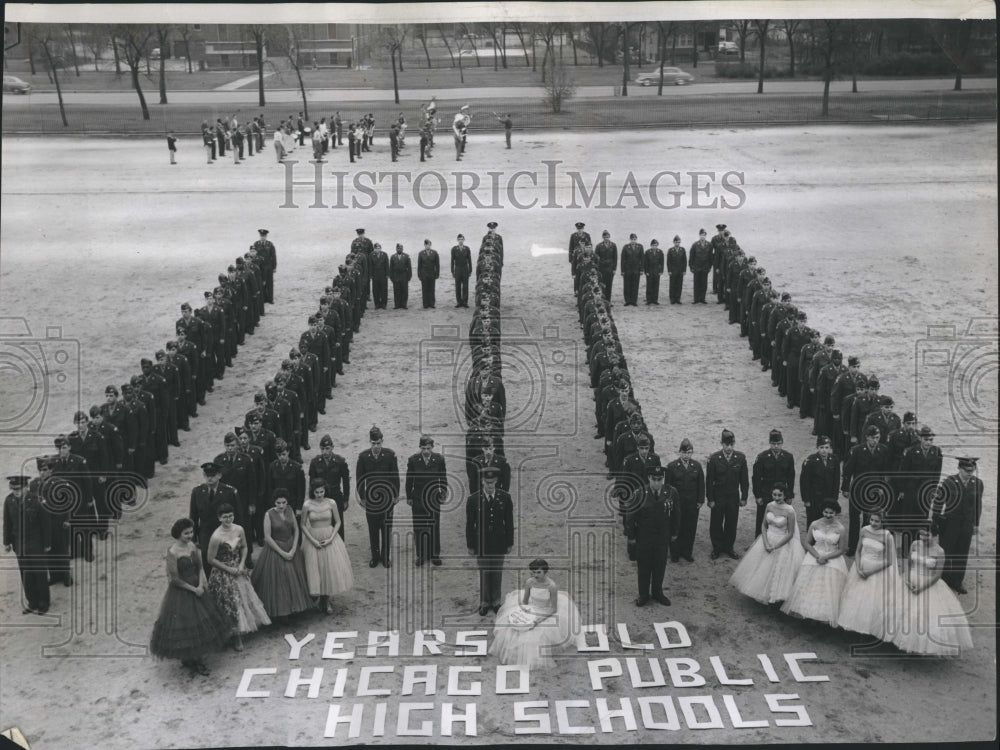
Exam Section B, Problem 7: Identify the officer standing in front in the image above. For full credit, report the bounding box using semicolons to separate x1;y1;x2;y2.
3;475;51;615
626;466;680;606
706;429;749;560
689;228;713;303
356;426;400;568
620;233;644;306
465;466;514;616
389;244;412;309
594;230;618;302
665;438;705;562
451;233;473;308
406;434;448;566
643;239;665;305
417;239;440;309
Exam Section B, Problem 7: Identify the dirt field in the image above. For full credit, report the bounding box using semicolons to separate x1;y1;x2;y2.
0;124;996;748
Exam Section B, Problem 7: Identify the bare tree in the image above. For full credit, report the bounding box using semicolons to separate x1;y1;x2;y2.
379;25;407;104
588;22;613;66
64;24;80;76
619;23;632;96
36;26;69;126
111;34;122;74
730;20;752;62
277;25;309;119
414;24;433;68
655;21;678;95
460;23;481;67
154;24;170;104
437;23;456;67
753;20;770;93
177;24;194;73
112;24;155;120
690;21;701;68
543;57;576;113
453;26;472;84
566;23;579;66
929;19;978;91
815;20;840;116
242;25;267;106
21;23;39;76
538;24;559;83
783;20;802;77
511;22;531;66
80;24;107;72
482;22;503;71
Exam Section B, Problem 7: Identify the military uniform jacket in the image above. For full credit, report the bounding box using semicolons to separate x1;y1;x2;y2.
451;244;473;277
841;442;891;493
4;492;51;556
213;452;257;514
356;449;400;512
665;458;705;505
689;239;713;273
189;482;239;549
471;452;511;494
799;452;841;505
68;428;109;475
933;474;983;531
368;249;389;280
644;247;665;275
594;241;618;274
752;449;796;500
389;252;412;282
621;243;644;274
308;454;351;505
351;236;374;256
706;450;749;505
197;303;226;344
568;230;592;260
176;314;208;353
417;249;440;281
710;234;728;269
406;453;448;511
626;485;681;551
465;489;514;555
269;458;306;511
666;246;687;275
898;444;942;500
863;411;902;445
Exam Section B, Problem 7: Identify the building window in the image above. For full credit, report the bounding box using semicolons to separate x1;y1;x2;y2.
221;54;229;67
193;24;201;31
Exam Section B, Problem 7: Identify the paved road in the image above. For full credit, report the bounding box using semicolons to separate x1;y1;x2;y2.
3;77;995;106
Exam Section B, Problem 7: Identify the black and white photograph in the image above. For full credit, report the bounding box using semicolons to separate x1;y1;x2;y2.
0;2;996;748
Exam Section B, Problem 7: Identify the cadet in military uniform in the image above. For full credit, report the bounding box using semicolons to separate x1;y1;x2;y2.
620;233;644;306
706;429;749;559
594;230;618;302
799;436;841;527
369;242;390;310
896;425;941;550
3;475;51;614
626;466;680;606
31;457;72;586
189;461;239;569
932;456;982;594
841;425;891;556
688;228;713;303
751;429;796;538
643;239;665;305
711;224;728;301
417;239;440;309
356;426;400;568
268;439;306;515
406;435;448;566
465;466;514;615
665;439;705;562
568;222;592;295
451;233;473;308
308;435;351;539
389;243;412;309
665;236;687;304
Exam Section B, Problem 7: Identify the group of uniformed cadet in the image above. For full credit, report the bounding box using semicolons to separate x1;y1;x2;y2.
4;231;277;614
567;220;982;602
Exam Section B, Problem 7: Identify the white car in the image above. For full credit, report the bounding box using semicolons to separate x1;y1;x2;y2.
635;66;694;86
718;41;739;56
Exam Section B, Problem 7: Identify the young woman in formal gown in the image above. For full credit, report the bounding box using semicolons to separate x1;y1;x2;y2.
781;499;849;626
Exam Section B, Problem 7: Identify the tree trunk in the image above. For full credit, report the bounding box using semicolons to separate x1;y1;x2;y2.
500;23;508;68
531;29;536;71
494;37;499;71
757;22;768;94
130;63;151;120
954;69;963;90
255;35;265;105
185;36;193;73
391;47;400;103
419;34;432;68
27;34;37;75
66;26;80;76
513;24;529;66
671;33;677;65
822;47;833;115
596;25;604;67
569;28;578;66
691;22;700;68
112;36;121;74
159;51;167;103
439;24;455;67
295;65;308;119
458;46;464;83
621;24;630;96
787;28;796;76
657;24;666;95
43;43;69;126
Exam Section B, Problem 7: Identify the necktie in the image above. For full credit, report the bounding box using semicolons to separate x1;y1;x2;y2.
209;488;215;504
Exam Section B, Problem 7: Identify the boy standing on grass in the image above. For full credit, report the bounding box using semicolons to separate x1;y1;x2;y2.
167;131;177;164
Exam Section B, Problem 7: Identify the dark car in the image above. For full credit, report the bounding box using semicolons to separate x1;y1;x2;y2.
3;75;32;94
635;66;694;86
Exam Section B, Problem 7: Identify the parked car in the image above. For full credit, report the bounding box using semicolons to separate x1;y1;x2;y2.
635;66;694;86
718;41;739;56
3;75;31;94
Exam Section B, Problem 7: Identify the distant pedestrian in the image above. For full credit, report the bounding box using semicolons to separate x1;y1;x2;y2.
494;111;513;149
167;131;178;165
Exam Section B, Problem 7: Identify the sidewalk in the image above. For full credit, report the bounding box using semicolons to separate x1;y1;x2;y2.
214;71;275;91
